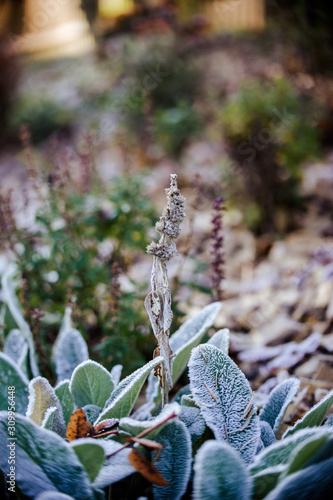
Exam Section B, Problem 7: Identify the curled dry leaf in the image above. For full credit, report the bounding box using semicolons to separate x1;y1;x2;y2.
66;408;95;441
66;410;119;441
126;436;162;450
125;436;163;461
128;447;169;486
94;418;119;434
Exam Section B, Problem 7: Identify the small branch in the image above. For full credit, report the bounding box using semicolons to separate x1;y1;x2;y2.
203;381;218;402
199;344;208;363
105;412;178;459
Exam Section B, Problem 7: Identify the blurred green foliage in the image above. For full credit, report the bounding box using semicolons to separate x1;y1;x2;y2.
122;41;202;157
9;96;73;144
0;39;20;145
3;165;157;378
221;77;322;232
152;103;201;156
266;0;333;72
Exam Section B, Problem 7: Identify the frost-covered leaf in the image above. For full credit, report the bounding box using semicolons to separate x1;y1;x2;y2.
36;493;76;500
93;440;134;488
189;344;260;463
193;440;252;500
260;420;275;448
95;356;163;423
42;406;57;430
284;389;333;438
55;380;75;426
144;303;222;413
325;413;333;427
82;405;101;424
283;432;333;476
1;265;39;377
260;378;299;435
26;376;66;437
181;394;197;408
152;420;192;500
249;428;332;475
256;438;264;454
69;360;114;409
306;435;333;465
179;405;206;442
0;412;95;499
265;457;333;500
119;402;180;438
59;306;72;333
4;328;25;359
0;352;29;414
171;302;222;385
69;438;105;482
110;364;123;387
52;326;89;384
4;328;29;376
208;328;230;354
251;465;285;500
172;384;191;404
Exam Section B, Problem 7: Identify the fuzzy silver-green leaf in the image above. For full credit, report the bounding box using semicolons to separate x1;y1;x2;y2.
153;420;192;500
189;344;260;463
0;352;29;414
260;378;299;436
193;440;252;500
0;411;95;499
95;356;163;423
69;360;114;409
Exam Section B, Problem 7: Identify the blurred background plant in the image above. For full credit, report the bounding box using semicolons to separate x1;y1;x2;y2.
0;132;159;380
0;36;20;146
121;39;203;157
220;77;322;233
266;0;333;73
9;95;73;145
0;0;332;389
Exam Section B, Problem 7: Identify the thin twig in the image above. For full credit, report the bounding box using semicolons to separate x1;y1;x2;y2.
105;412;178;459
203;382;218;402
229;409;256;435
240;392;254;420
199;344;208;363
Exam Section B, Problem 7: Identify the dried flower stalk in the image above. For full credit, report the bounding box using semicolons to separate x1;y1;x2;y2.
210;197;225;302
145;174;186;406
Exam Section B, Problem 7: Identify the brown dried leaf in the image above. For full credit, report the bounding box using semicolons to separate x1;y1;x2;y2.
94;418;119;434
126;437;162;450
66;408;95;441
128;448;169;486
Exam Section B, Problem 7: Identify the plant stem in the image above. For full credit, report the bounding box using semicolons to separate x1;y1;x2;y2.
105;412;178;459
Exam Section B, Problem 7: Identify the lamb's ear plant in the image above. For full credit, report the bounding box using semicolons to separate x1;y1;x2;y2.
139;301;222;419
193;440;253;500
1;264;39;378
1;174;333;500
152;419;192;500
189;343;260;464
26;376;66;437
4;328;29;376
52;307;89;384
259;377;300;437
0;352;29;413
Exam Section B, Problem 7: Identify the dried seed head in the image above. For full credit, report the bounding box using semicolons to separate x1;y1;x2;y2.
147;174;186;262
146;240;177;261
145;174;186;406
